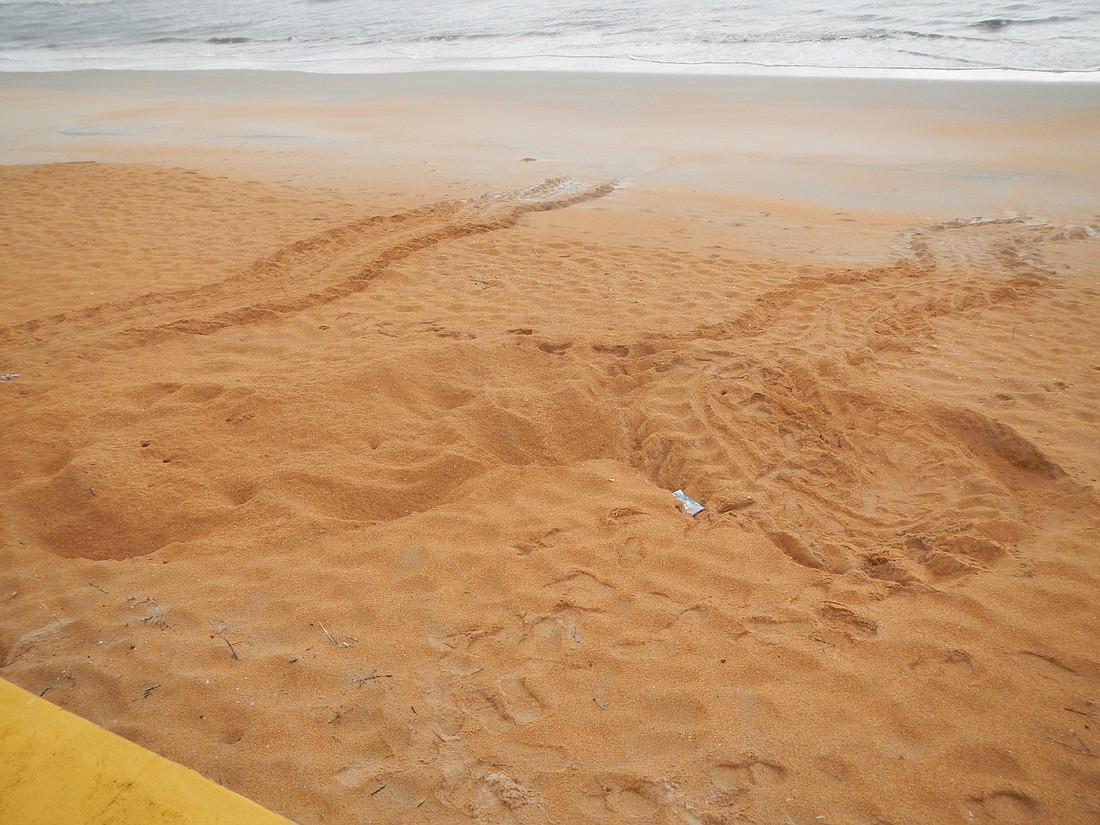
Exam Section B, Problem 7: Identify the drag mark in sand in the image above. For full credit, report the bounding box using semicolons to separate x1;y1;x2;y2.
150;178;617;339
579;215;1100;586
0;177;616;358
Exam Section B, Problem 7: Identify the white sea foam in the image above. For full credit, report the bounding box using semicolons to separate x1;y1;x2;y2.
0;0;1097;76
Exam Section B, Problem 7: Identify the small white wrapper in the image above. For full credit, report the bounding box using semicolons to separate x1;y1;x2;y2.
671;489;704;516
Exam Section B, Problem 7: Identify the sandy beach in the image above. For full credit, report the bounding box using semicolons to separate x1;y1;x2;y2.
1;69;1099;824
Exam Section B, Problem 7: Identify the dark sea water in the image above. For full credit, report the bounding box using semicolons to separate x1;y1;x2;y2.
0;0;1097;75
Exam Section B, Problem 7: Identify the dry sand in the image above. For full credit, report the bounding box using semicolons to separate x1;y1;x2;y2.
1;71;1099;824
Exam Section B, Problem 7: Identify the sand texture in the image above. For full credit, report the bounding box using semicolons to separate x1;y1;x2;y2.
1;105;1099;823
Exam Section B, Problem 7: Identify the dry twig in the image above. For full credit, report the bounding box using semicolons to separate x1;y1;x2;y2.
352;672;393;685
132;597;167;629
39;669;73;697
1047;733;1096;757
319;622;354;647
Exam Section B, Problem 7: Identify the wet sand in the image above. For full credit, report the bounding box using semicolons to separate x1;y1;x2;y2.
1;70;1099;824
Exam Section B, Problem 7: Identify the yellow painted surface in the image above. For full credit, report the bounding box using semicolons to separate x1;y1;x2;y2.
0;678;293;825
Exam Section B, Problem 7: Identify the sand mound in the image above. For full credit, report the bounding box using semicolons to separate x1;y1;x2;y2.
2;163;1099;824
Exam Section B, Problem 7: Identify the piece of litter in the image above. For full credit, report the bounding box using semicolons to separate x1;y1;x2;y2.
0;374;19;382
672;489;704;516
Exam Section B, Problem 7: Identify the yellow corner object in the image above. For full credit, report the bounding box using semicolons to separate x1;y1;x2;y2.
0;678;293;825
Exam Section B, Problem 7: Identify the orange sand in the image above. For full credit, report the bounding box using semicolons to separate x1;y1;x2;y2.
1;71;1099;824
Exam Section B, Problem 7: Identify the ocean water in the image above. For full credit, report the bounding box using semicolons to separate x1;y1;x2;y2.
0;0;1097;75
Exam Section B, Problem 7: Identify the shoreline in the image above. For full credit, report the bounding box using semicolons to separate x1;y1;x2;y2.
2;58;1099;82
